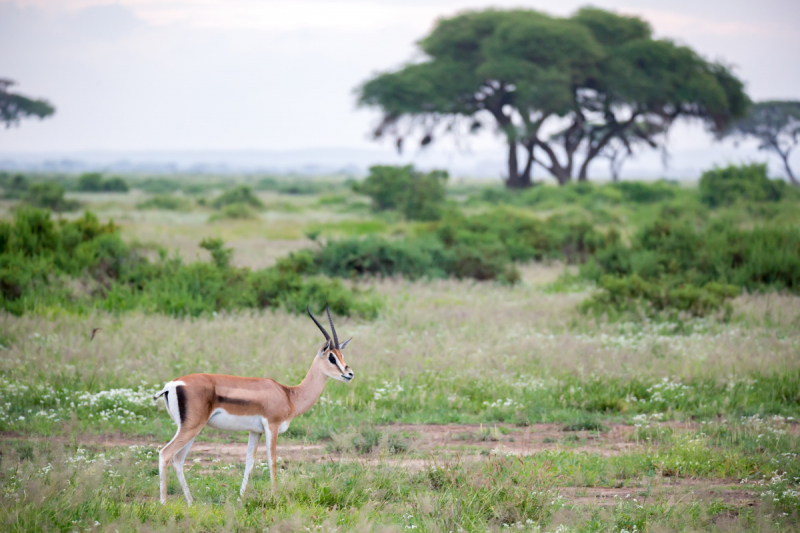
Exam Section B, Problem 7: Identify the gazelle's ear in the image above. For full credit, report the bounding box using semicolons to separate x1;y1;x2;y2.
338;338;352;350
318;340;332;356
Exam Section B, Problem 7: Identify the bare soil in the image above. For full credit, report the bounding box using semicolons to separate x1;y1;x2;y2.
0;422;761;505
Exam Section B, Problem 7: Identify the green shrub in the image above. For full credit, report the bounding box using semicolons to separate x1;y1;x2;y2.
255;176;279;190
0;206;379;318
278;182;325;195
0;173;30;198
135;195;193;211
437;209;608;263
580;274;740;318
278;236;519;283
612;180;677;203
278;209;612;283
212;186;265;210
209;202;257;221
76;173;129;192
199;237;233;268
699;163;786;207
24;183;80;212
581;216;800;317
353;165;448;221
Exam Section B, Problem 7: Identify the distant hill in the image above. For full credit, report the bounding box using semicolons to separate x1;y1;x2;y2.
0;145;794;181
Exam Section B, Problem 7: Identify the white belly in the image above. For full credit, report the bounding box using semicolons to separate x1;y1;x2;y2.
207;409;264;432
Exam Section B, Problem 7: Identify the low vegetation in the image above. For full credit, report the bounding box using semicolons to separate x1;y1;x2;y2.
75;172;129;193
0;165;798;531
699;163;791;207
0;207;378;318
211;185;265;210
135;194;194;211
353;165;449;221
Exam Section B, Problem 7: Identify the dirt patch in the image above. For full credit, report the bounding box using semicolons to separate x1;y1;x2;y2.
0;424;762;505
1;421;695;466
385;422;655;457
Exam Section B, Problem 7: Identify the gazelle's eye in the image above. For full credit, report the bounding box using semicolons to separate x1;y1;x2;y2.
328;354;336;364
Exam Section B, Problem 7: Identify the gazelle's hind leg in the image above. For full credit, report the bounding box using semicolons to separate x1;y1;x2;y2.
172;438;196;505
239;431;261;497
159;426;203;504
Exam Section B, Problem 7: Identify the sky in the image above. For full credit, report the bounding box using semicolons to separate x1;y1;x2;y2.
1;0;799;178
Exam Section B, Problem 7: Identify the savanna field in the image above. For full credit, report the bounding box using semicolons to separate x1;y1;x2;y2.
1;168;799;532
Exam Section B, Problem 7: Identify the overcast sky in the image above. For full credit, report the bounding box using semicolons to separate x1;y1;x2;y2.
1;0;799;176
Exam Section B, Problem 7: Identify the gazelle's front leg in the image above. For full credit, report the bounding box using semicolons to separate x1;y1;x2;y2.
261;419;279;493
268;423;279;493
239;431;261;496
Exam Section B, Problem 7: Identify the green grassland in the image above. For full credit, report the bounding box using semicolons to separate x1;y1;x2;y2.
1;172;799;532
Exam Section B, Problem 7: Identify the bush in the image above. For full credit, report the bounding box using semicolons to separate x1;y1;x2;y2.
612;180;677;203
0;206;379;318
353;165;448;221
211;186;265;210
278;236;519;284
0;173;30;199
580;274;739;318
135;195;193;211
24;183;80;212
437;209;608;263
278;182;325;195
278;209;613;283
209;202;257;221
699;163;786;207
580;216;800;316
76;173;129;192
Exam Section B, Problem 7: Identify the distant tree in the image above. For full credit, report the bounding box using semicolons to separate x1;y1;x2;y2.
358;8;749;188
0;79;55;128
725;101;800;187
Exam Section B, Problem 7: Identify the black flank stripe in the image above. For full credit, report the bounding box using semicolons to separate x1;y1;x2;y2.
163;390;169;410
216;395;252;406
176;386;187;425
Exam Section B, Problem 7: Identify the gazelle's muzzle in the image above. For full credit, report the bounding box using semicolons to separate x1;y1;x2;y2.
341;367;354;382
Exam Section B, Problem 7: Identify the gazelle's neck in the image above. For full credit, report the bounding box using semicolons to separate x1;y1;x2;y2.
289;357;328;417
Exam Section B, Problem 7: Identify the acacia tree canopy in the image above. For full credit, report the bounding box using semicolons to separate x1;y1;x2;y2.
725;101;800;187
0;79;55;129
358;7;749;187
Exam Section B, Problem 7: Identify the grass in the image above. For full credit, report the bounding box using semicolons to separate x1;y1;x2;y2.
1;274;799;529
1;177;799;531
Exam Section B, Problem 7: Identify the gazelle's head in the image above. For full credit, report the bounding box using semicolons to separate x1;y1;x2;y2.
307;304;354;383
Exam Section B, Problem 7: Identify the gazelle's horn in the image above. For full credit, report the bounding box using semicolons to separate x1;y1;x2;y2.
326;303;340;348
307;304;331;342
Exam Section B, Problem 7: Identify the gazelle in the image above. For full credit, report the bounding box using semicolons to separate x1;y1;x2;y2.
152;305;354;505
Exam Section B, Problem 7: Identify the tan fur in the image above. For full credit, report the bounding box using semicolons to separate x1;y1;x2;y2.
157;344;352;504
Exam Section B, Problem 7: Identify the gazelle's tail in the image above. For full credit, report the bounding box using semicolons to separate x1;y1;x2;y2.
153;387;169;400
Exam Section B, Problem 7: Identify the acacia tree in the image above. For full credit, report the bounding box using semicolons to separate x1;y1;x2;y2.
358;8;749;187
725;101;800;186
0;79;55;128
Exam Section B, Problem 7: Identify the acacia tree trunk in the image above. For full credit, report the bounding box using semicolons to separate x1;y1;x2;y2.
778;150;799;186
505;138;533;188
552;167;571;185
519;141;535;186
